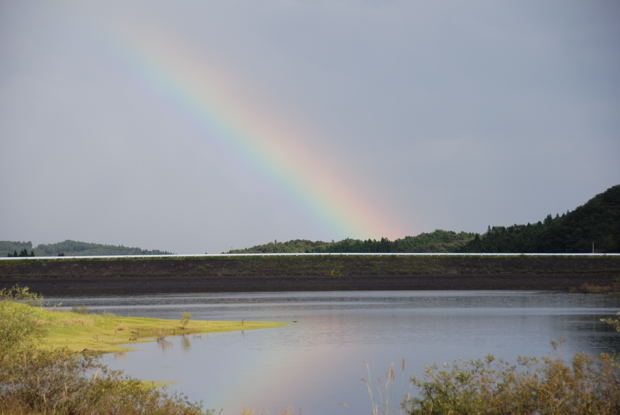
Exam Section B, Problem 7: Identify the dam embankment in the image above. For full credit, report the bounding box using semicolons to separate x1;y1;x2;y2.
0;254;619;296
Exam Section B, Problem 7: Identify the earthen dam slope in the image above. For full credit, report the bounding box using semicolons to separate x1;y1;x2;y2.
1;254;619;296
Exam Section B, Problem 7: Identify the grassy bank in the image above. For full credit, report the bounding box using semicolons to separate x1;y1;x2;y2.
0;287;286;414
10;301;285;354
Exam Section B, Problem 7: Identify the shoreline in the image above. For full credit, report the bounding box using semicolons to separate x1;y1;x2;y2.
7;301;285;354
1;254;619;296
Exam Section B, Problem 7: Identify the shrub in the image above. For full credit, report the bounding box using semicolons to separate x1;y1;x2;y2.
1;348;208;415
601;312;620;332
0;286;42;355
181;312;192;328
0;287;213;415
404;351;620;415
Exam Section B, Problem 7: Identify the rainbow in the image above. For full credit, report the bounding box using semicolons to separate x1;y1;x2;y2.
168;329;368;413
104;20;406;240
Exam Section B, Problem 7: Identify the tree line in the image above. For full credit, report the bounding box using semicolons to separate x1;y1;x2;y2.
230;185;620;254
6;249;35;257
3;240;172;257
5;185;618;256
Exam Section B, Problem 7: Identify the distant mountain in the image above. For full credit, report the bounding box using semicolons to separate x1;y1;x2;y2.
0;241;34;257
462;185;620;253
228;230;476;254
229;185;619;254
34;240;173;256
313;230;476;253
228;239;333;254
5;186;618;256
2;240;172;257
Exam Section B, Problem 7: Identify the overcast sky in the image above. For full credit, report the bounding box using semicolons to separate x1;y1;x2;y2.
1;0;619;254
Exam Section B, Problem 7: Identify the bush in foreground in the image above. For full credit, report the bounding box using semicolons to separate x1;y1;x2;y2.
404;346;620;415
1;349;207;415
0;286;211;415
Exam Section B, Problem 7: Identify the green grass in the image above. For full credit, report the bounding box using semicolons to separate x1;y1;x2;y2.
7;301;285;354
2;288;283;414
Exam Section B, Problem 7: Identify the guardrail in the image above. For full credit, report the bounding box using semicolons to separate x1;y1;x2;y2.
1;252;619;260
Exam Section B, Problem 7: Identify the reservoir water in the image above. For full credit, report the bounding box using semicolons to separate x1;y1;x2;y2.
46;291;620;414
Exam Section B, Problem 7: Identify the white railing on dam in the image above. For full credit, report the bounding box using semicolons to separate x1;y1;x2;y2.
1;252;619;261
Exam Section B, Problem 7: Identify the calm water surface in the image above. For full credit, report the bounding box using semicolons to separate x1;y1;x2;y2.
46;291;620;414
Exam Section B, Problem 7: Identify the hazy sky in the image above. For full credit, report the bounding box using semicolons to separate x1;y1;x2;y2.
1;0;619;254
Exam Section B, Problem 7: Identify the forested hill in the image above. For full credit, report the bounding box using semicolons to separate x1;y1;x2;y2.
0;241;34;257
5;186;619;256
228;230;476;254
462;185;620;253
2;240;172;257
230;185;620;254
229;239;334;254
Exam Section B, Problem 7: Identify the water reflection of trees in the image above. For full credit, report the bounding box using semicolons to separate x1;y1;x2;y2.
181;335;191;351
154;335;195;352
156;337;173;352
